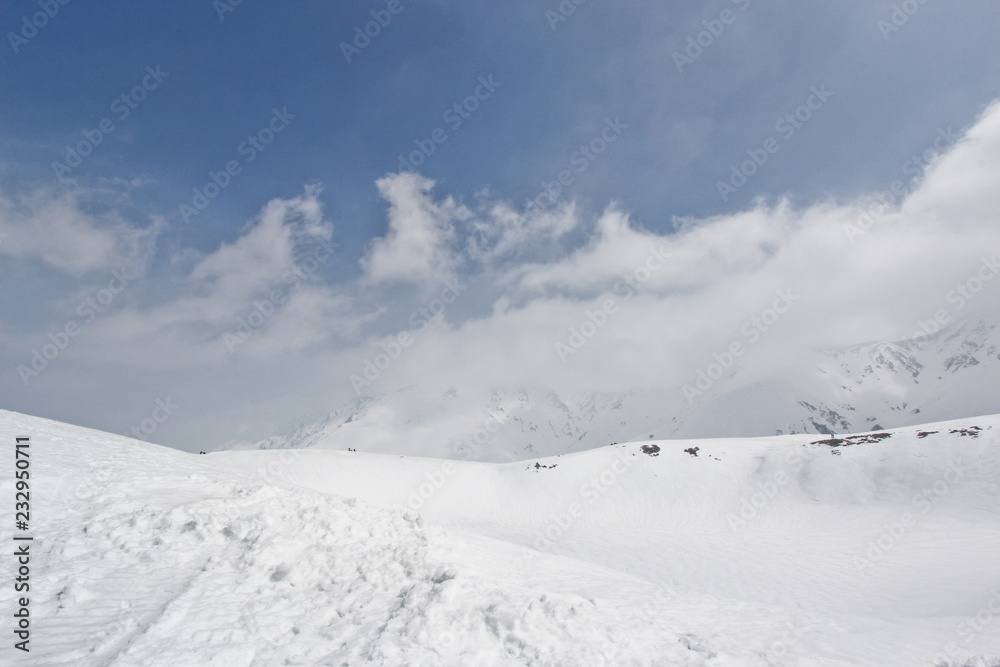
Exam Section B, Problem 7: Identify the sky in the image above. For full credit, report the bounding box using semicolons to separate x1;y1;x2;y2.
2;0;1000;452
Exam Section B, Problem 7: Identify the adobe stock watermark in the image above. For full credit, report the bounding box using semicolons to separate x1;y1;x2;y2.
877;0;933;42
49;468;108;505
545;0;589;31
240;606;294;656
851;458;964;575
903;254;1000;344
932;589;1000;667
349;279;466;395
254;448;303;486
393;461;459;514
944;255;999;313
555;245;671;362
396;74;501;172
682;287;798;404
534;447;637;551
124;396;180;441
179;106;296;225
212;0;245;21
223;236;336;353
672;0;751;73
726;446;808;532
448;395;593;460
340;0;413;64
450;410;508;461
18;262;140;385
7;0;72;54
751;622;811;666
525;116;629;215
716;85;833;202
623;586;678;627
843;126;960;243
52;65;170;181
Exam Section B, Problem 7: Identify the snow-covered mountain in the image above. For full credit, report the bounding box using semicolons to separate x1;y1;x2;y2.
2;408;999;665
219;386;681;461
223;318;1000;462
808;318;1000;430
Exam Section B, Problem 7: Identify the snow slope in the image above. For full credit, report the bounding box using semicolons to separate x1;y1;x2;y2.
3;409;1000;665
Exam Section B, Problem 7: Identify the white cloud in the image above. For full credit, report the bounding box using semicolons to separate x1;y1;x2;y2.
71;187;353;369
0;187;162;276
188;185;332;311
903;99;1000;225
465;199;579;265
5;99;1000;454
361;173;467;287
346;99;1000;402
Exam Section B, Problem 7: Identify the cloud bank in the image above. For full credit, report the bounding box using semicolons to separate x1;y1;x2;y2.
4;100;1000;452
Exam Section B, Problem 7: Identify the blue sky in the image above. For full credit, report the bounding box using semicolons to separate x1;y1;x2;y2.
5;1;998;254
3;1;1000;450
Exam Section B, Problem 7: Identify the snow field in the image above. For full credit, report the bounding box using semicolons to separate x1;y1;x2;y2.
223;416;1000;665
0;410;749;665
2;409;1000;665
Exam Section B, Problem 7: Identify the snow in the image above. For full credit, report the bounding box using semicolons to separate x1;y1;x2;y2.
221;318;1000;461
2;409;1000;665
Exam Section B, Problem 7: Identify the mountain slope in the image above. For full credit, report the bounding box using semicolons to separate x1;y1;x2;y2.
223;318;1000;462
3;409;1000;665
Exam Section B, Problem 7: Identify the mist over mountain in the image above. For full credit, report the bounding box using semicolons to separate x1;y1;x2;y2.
222;317;1000;461
6;94;1000;455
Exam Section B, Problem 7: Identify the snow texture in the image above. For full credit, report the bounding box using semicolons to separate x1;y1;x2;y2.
2;409;1000;665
